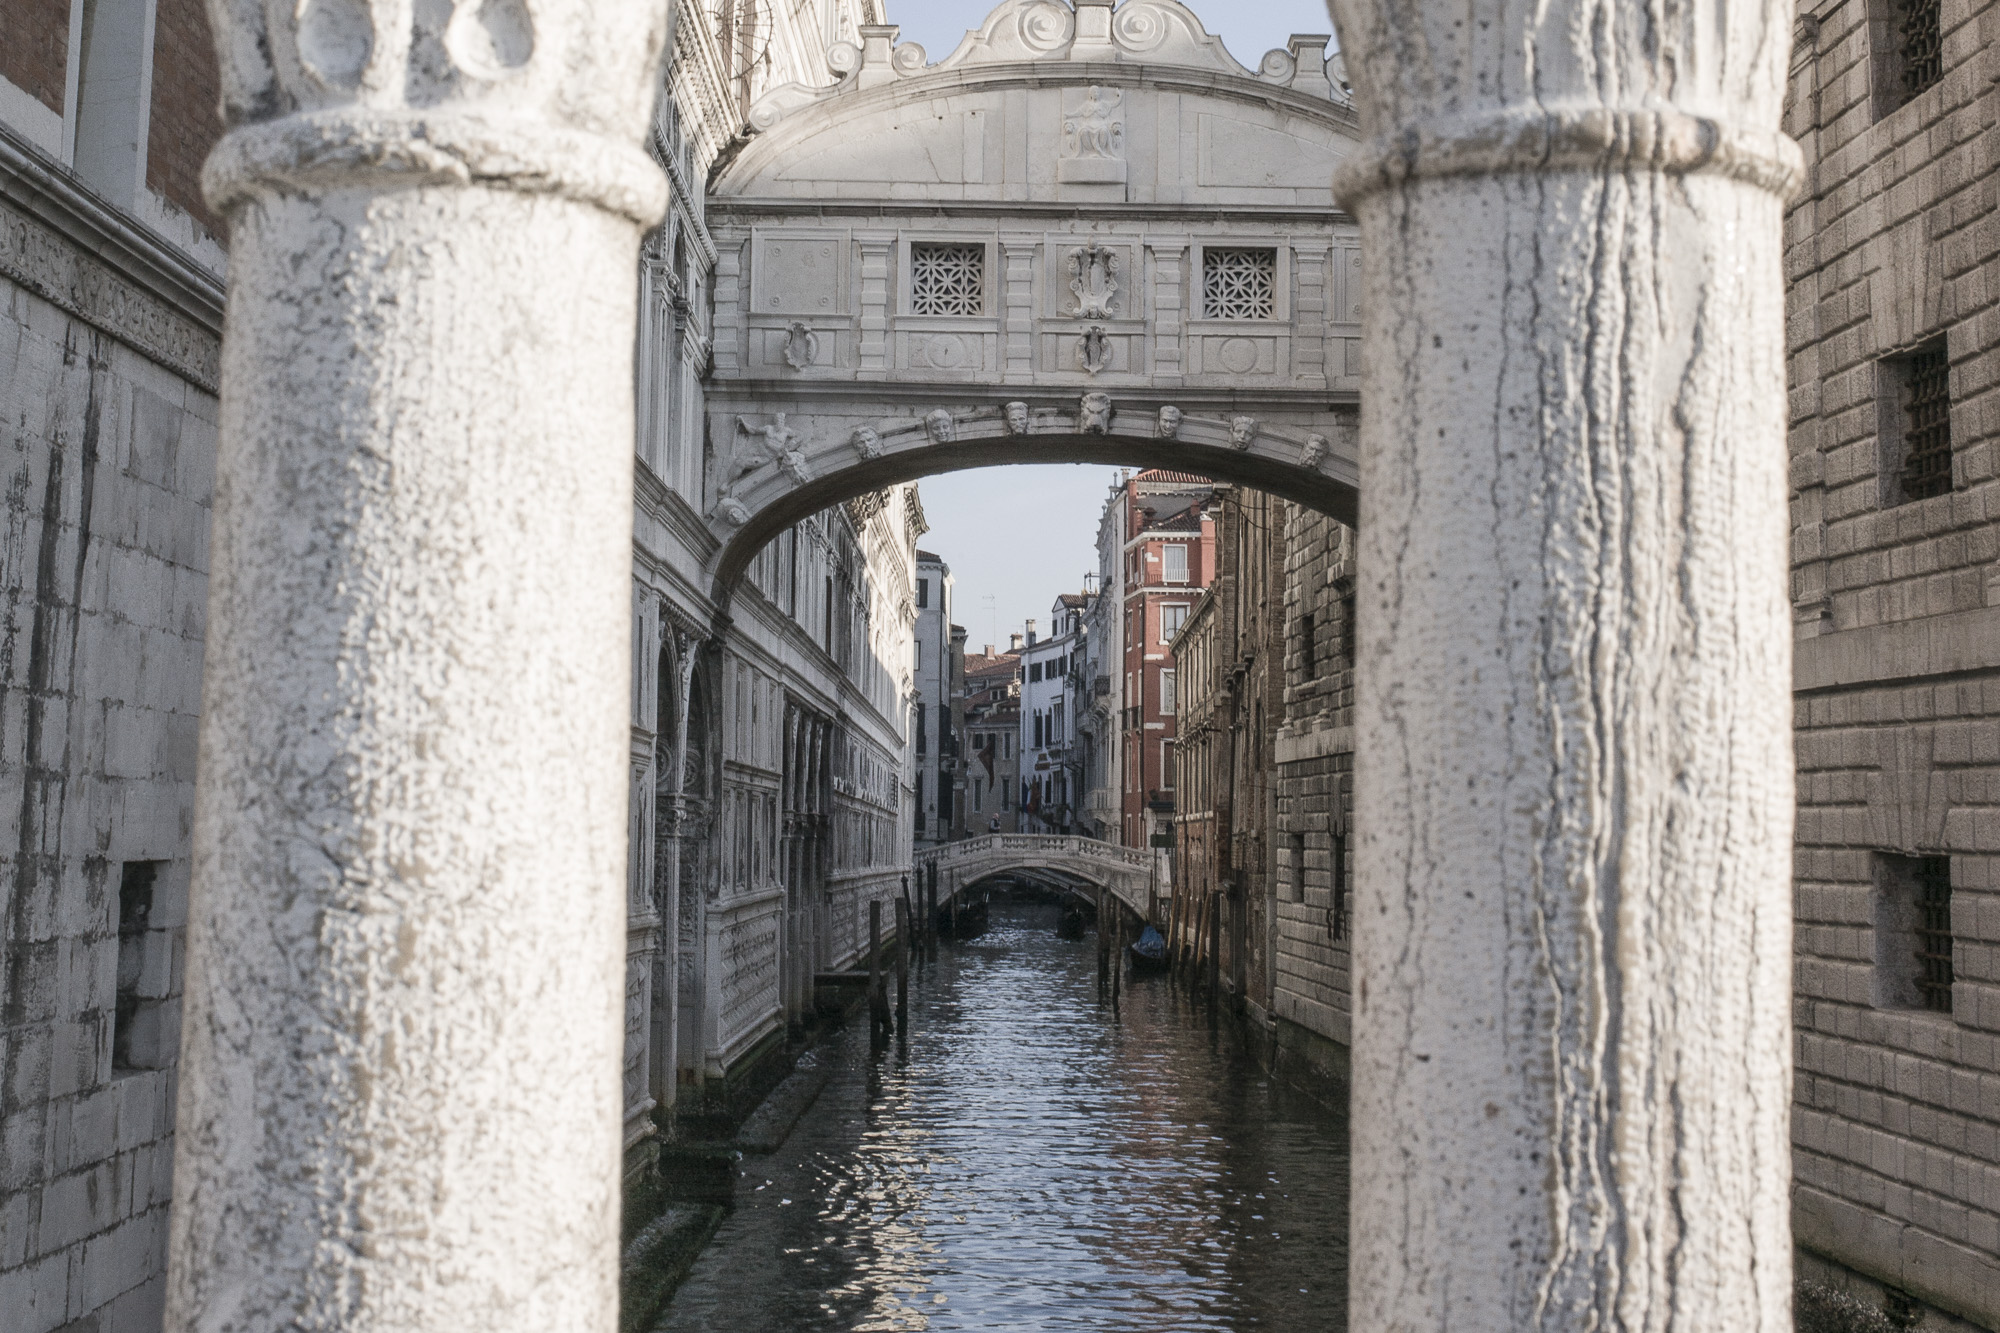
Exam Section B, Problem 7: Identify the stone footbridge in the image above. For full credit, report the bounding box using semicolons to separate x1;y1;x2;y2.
914;835;1161;923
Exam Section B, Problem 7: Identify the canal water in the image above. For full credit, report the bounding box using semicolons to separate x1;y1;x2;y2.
656;900;1349;1332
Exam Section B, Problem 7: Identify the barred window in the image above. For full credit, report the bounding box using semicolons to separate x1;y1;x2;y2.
1331;832;1349;939
1202;247;1277;319
1874;852;1955;1013
1895;343;1953;502
1913;856;1955;1013
909;243;985;315
1888;0;1943;105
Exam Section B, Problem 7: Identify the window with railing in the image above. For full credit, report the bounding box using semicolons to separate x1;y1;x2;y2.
910;243;985;316
1202;247;1277;319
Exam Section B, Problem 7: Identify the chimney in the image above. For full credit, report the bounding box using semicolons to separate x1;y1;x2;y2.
984;644;994;657
1026;618;1038;646
1009;632;1023;651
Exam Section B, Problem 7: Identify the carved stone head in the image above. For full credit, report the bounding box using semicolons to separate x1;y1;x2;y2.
1229;415;1258;450
1004;401;1031;435
1157;406;1183;439
1079;392;1113;435
851;426;882;459
924;409;956;444
1301;433;1330;469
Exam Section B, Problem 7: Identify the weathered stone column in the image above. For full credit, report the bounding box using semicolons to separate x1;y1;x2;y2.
167;4;670;1328
1328;0;1802;1324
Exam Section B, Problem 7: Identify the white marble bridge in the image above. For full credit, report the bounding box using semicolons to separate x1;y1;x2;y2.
914;834;1160;922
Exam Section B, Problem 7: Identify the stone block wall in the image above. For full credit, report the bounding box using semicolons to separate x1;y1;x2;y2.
0;259;216;1331
1268;504;1357;1088
1787;0;2000;1323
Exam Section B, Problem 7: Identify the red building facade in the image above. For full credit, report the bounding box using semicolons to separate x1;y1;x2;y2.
1117;472;1217;847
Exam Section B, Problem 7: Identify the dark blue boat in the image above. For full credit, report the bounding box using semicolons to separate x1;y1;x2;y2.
1129;924;1167;971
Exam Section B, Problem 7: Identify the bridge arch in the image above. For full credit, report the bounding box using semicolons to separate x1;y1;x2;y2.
917;834;1158;921
708;410;1356;598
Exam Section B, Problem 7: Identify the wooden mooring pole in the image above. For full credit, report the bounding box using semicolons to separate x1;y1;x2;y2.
895;896;909;1032
869;899;887;1033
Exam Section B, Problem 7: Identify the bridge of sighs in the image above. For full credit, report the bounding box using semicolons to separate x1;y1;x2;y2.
698;1;1363;601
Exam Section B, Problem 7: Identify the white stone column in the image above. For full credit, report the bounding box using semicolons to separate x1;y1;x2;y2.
167;5;670;1329
1328;0;1803;1324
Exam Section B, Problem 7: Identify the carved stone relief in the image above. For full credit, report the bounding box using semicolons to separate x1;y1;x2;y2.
1079;392;1113;434
1004;401;1031;435
851;425;882;459
724;413;813;506
1067;242;1119;318
1077;326;1111;375
1156;405;1183;439
781;321;819;370
1229;414;1257;450
1300;433;1329;469
924;409;956;444
1059;86;1125;185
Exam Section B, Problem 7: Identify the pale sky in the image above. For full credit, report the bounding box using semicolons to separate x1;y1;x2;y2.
886;0;1339;68
891;0;1335;648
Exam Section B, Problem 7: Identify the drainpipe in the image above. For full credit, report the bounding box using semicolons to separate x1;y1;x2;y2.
166;5;672;1329
1329;0;1802;1323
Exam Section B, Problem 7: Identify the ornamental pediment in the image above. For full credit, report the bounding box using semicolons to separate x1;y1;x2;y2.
725;0;1357;208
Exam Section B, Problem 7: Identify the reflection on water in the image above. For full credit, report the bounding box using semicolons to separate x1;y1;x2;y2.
656;901;1349;1332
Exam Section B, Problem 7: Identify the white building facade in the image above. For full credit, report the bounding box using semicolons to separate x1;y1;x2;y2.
912;550;956;846
1018;598;1087;833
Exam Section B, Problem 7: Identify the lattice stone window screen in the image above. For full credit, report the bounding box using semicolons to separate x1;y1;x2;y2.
1889;0;1943;104
1203;247;1277;319
909;243;985;316
1898;343;1953;501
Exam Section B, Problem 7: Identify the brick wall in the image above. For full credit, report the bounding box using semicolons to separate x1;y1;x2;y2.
0;0;70;115
145;0;223;242
0;243;215;1332
1786;0;2000;1321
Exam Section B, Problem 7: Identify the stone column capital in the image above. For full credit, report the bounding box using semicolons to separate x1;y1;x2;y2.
202;0;672;223
1326;0;1805;204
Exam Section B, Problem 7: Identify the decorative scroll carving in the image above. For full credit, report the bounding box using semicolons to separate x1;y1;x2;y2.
1067;242;1119;318
924;409;956;444
781;321;819;370
1079;392;1113;434
1004;401;1031;435
1156;405;1183;439
1077;325;1111;376
1229;415;1258;450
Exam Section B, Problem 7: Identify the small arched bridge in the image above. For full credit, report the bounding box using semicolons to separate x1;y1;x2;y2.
914;834;1160;922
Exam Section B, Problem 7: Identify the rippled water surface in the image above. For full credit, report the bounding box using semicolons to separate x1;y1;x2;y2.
657;901;1349;1332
